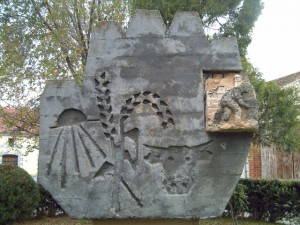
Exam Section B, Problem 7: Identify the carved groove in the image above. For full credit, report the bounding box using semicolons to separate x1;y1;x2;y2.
126;98;132;105
46;128;64;176
157;111;163;118
71;127;80;174
60;128;68;189
121;177;143;207
76;127;95;168
124;128;139;165
94;161;114;177
166;109;172;115
79;124;106;158
152;104;159;110
153;93;160;98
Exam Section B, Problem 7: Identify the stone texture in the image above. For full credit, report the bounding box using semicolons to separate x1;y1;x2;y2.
205;73;258;132
38;10;257;219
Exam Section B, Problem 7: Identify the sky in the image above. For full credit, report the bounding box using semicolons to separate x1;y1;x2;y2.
248;0;300;81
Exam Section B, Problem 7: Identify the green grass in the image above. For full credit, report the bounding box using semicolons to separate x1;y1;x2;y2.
15;216;286;225
15;216;285;225
198;217;285;224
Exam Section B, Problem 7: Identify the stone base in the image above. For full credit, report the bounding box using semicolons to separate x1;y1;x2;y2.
93;219;199;225
207;120;258;132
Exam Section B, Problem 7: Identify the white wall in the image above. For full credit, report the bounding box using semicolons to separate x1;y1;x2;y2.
241;159;250;179
0;134;39;180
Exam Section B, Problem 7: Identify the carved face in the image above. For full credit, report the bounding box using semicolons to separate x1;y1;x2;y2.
143;141;213;194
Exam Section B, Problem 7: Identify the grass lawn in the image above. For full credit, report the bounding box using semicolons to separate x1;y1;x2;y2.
14;215;284;225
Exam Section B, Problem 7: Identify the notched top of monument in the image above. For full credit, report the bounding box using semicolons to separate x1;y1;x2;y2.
169;11;206;37
211;37;240;53
89;21;123;42
126;9;167;38
89;9;242;71
91;9;215;39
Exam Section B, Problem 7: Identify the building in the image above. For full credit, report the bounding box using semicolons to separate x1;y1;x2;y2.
247;72;300;179
273;71;300;88
0;107;39;180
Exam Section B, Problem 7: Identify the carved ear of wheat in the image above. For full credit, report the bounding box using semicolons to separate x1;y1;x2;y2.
94;71;117;139
94;71;175;139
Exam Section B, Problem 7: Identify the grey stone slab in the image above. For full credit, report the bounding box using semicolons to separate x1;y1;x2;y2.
38;10;256;219
91;21;122;40
126;10;167;38
169;11;206;37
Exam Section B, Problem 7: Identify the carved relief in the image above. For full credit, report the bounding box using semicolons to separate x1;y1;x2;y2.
144;140;213;194
121;92;175;129
95;71;116;139
39;10;257;219
206;73;258;132
93;75;178;210
47;109;112;188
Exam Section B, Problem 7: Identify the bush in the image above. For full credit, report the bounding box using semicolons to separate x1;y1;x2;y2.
36;184;65;217
0;165;40;225
226;183;249;218
226;179;300;223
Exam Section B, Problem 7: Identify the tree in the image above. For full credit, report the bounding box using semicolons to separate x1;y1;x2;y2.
0;0;128;137
129;0;263;57
131;0;300;153
4;0;299;154
244;60;300;153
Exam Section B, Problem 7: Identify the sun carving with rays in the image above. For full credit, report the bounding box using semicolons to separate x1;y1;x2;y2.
46;71;175;197
46;108;114;188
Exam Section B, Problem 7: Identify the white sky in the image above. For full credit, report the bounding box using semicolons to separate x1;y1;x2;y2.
248;0;300;81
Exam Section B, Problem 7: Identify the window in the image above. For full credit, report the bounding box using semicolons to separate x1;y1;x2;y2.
2;154;18;166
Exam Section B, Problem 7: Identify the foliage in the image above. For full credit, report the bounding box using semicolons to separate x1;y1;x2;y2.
225;183;249;224
199;217;285;225
36;184;65;217
129;0;263;57
0;0;128;136
0;0;263;137
0;107;39;153
227;179;300;223
0;0;263;139
243;60;300;153
0;165;40;225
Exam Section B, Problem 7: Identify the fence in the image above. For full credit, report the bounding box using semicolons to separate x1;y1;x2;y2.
261;145;300;179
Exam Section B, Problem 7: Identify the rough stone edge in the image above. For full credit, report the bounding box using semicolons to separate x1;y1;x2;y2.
90;21;123;41
206;122;259;133
208;37;242;71
126;9;167;38
211;37;240;54
169;11;206;37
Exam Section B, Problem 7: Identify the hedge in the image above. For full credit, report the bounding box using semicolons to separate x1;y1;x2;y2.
0;165;40;225
226;179;300;223
36;184;65;217
1;164;299;224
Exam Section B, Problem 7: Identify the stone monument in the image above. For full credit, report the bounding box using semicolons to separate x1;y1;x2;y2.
38;10;258;219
